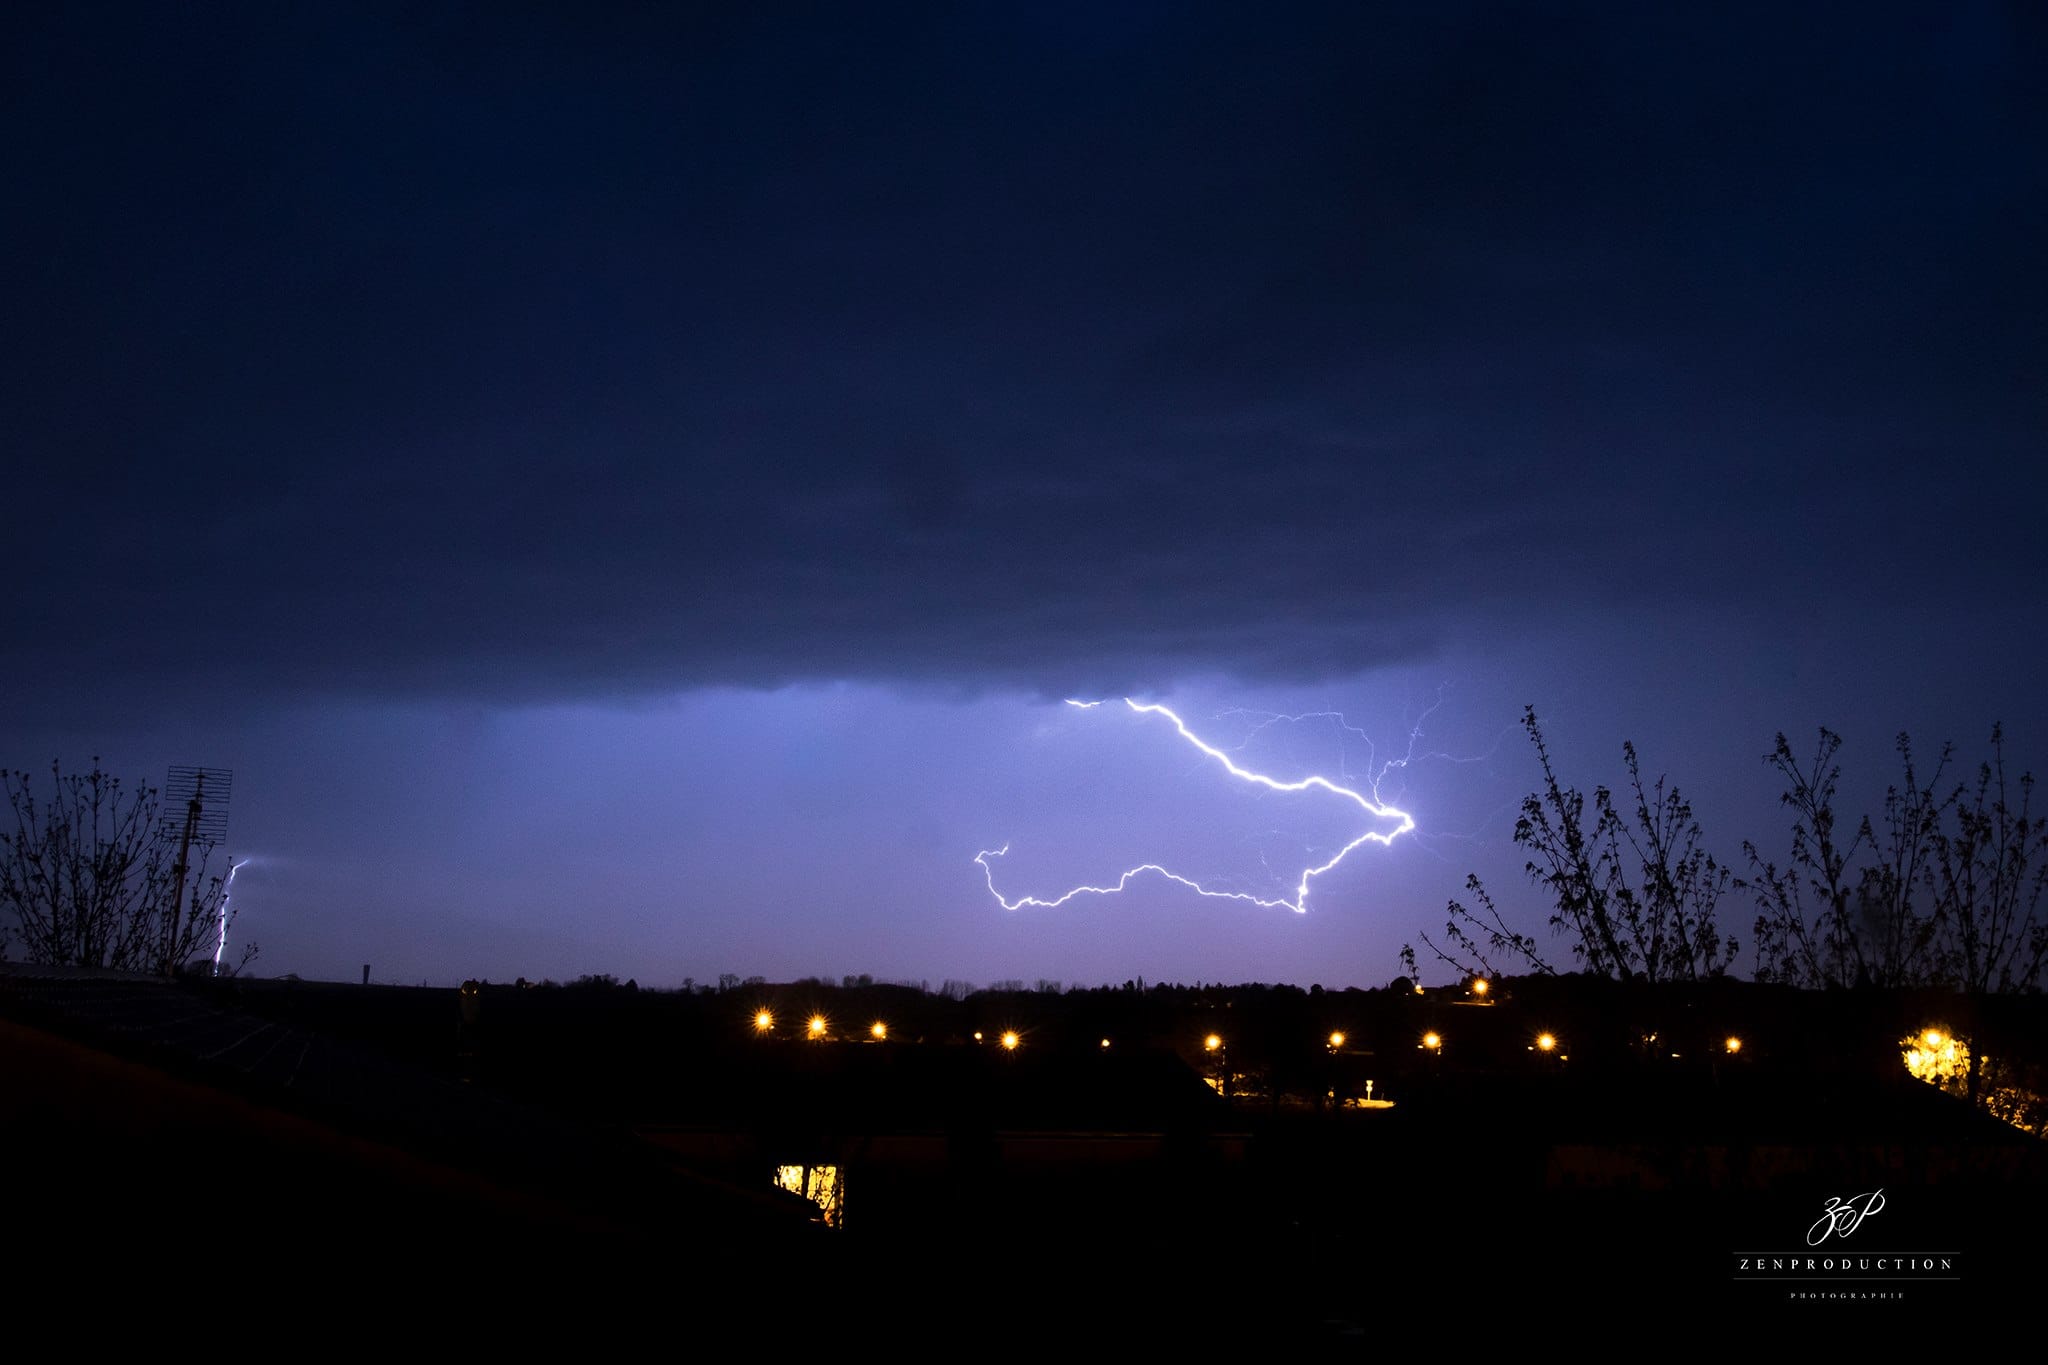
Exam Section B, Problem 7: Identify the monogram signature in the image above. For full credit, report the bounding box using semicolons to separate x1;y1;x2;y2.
1807;1190;1886;1246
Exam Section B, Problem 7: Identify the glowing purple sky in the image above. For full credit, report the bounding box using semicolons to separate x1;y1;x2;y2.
14;621;2039;987
4;5;2042;985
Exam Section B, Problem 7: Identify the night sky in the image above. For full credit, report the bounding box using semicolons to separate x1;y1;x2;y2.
4;3;2043;988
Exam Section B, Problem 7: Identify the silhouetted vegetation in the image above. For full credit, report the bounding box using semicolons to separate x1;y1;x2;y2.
1398;713;2046;1137
0;760;249;975
1407;712;2045;1008
1409;708;1736;985
1749;725;2048;998
1746;724;2048;1117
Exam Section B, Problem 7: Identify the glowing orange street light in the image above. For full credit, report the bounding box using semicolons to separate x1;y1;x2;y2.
1471;978;1489;998
870;1020;888;1040
1204;1034;1223;1053
1000;1030;1020;1051
808;1014;828;1038
754;1009;774;1034
1099;1038;1111;1049
1535;1032;1557;1052
1328;1031;1346;1050
1724;1035;1742;1054
1422;1031;1442;1051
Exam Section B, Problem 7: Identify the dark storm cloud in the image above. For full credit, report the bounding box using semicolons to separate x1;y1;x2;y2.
4;3;2042;715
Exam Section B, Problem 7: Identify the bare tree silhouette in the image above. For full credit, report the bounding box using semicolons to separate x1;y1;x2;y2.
1410;708;1736;984
0;760;252;975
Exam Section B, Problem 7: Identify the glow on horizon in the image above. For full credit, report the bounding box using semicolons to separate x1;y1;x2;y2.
976;698;1416;915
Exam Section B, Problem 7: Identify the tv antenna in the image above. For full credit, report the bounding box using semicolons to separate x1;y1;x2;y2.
161;766;233;975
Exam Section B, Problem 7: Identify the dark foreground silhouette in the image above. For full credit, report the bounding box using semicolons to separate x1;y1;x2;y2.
4;966;2039;1340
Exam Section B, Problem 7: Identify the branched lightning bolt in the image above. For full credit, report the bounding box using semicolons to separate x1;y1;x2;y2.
1219;686;1520;864
976;698;1416;915
1221;685;1487;801
213;858;250;973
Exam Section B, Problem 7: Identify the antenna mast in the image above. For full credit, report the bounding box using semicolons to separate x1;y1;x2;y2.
160;766;233;976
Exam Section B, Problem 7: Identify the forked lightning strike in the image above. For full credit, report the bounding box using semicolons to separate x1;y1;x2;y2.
976;699;1415;914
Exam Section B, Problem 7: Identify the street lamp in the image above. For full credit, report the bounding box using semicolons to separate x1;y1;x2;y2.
1422;1031;1442;1051
1000;1030;1020;1051
1204;1033;1222;1053
808;1014;828;1039
1724;1035;1742;1054
754;1009;774;1034
1328;1031;1346;1050
870;1020;888;1040
1535;1032;1557;1052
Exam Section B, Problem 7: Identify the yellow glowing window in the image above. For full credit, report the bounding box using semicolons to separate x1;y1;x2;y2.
773;1164;843;1227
